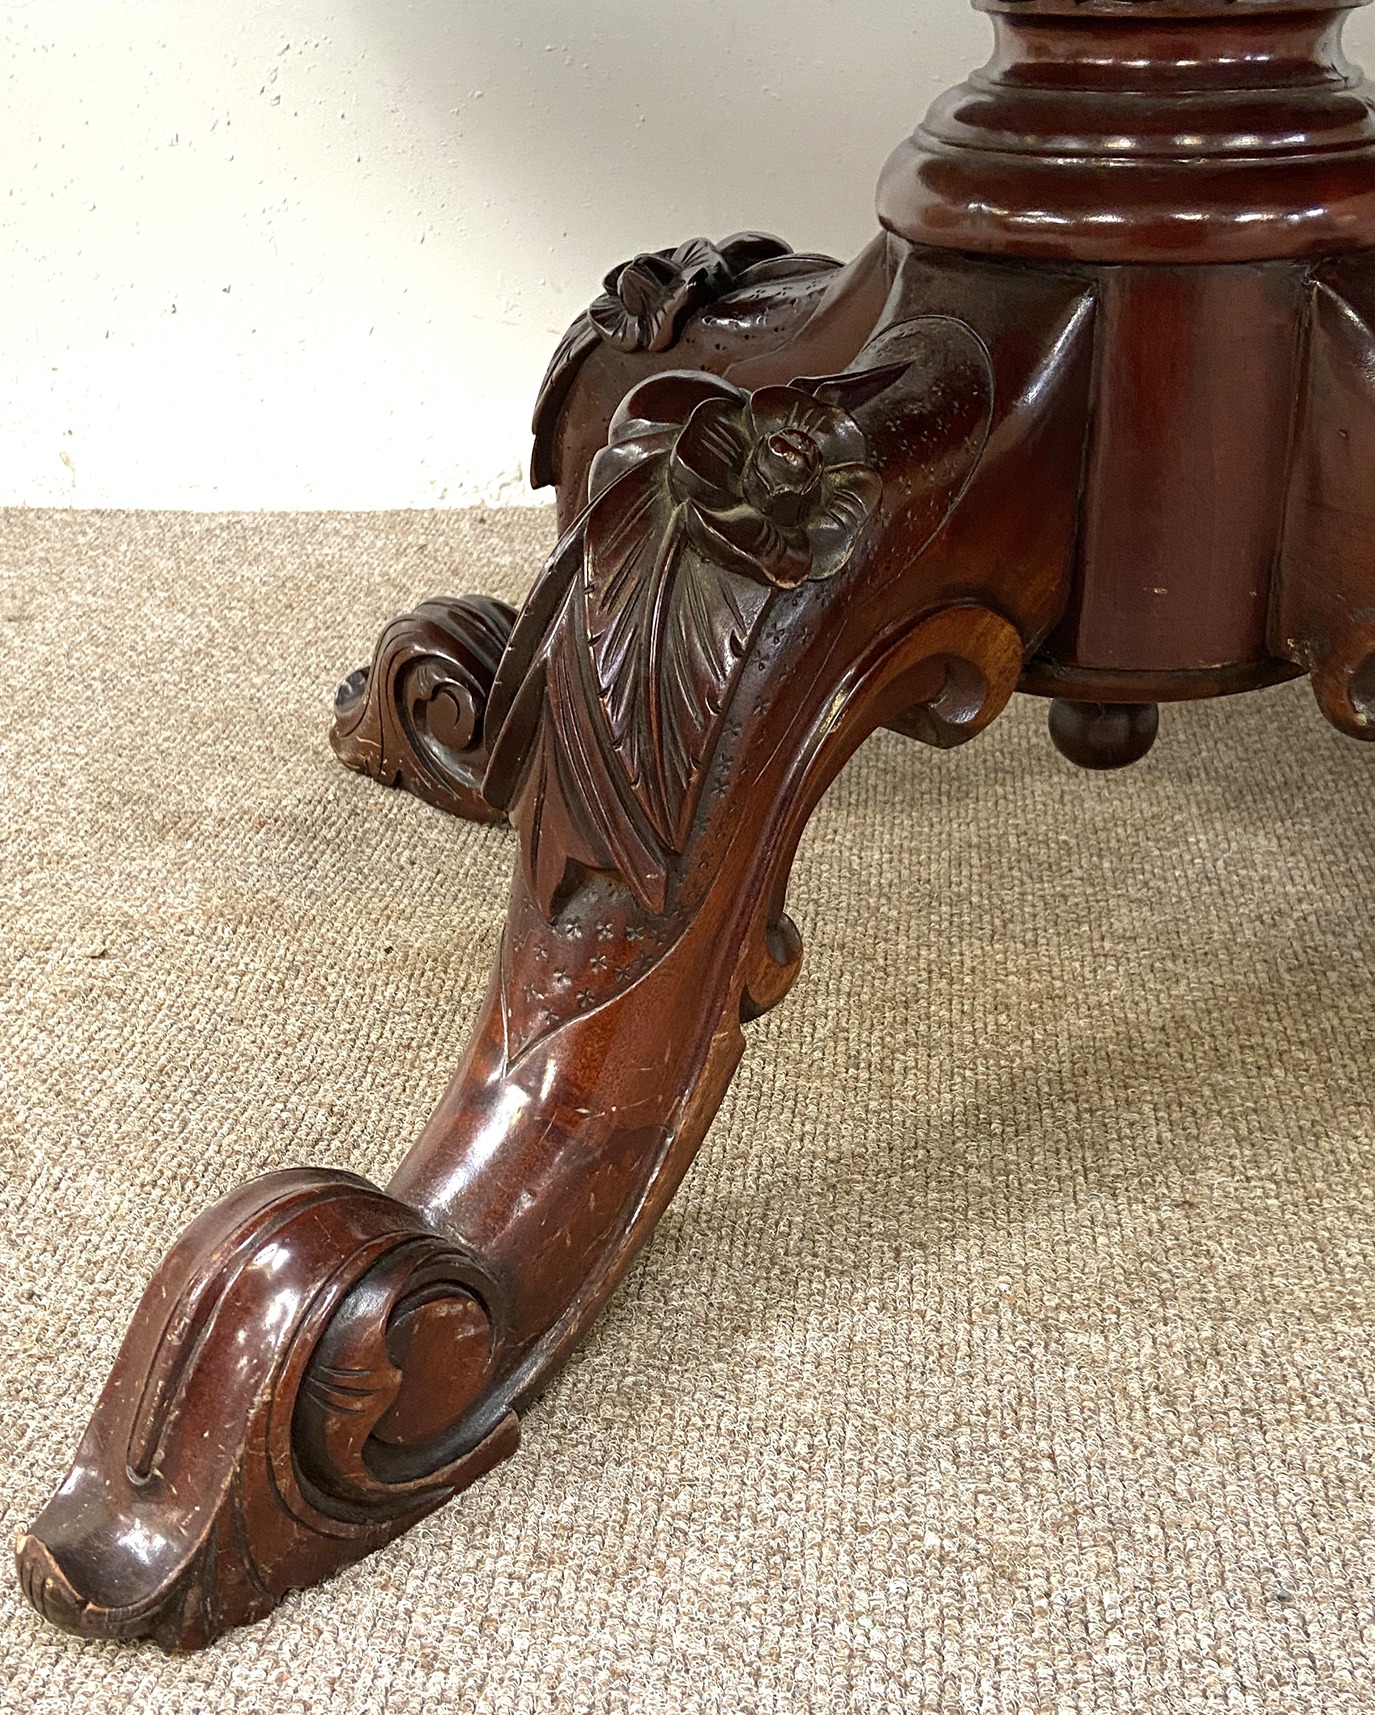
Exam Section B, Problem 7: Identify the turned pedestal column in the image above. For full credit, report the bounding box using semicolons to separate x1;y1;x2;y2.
17;0;1375;1649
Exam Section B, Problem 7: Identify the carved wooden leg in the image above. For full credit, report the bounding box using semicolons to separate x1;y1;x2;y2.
18;241;1096;1648
1275;253;1375;741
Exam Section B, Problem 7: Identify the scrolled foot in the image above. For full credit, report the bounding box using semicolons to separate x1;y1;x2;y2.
1311;630;1375;740
16;1169;517;1649
330;593;518;821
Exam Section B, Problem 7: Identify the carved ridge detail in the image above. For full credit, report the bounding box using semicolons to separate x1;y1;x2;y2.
1276;261;1375;741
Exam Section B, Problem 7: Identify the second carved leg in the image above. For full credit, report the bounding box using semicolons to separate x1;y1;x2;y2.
18;240;1096;1648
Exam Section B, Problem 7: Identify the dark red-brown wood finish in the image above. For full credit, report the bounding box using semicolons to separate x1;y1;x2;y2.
18;0;1375;1648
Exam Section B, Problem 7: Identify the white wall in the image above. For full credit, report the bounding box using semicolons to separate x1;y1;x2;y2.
5;1;1374;510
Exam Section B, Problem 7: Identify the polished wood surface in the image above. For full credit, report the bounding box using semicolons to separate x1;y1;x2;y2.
18;0;1375;1649
879;0;1375;264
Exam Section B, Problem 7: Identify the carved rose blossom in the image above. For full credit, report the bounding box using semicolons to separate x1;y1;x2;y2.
666;385;884;588
531;233;840;488
589;233;793;354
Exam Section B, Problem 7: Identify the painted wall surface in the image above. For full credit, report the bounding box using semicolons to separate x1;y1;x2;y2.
5;1;1374;509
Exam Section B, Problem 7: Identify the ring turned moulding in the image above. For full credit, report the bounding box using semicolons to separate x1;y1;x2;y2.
17;0;1375;1649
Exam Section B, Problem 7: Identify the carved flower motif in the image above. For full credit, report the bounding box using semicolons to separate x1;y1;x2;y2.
667;385;884;588
589;233;792;354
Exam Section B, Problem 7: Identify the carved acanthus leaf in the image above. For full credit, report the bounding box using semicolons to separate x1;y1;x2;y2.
491;368;887;915
492;317;997;922
582;451;768;856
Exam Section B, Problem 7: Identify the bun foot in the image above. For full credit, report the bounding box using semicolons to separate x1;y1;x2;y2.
1048;699;1160;771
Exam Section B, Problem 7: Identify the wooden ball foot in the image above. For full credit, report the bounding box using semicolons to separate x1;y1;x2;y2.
1048;700;1160;771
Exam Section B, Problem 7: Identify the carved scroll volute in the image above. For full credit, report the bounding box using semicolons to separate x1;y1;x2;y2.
1275;255;1375;739
330;594;518;821
15;1171;515;1650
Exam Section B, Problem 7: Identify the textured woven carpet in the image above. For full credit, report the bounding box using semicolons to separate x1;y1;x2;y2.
2;507;1374;1714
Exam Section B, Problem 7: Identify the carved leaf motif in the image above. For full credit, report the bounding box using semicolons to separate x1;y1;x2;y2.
493;368;892;916
492;323;997;922
582;462;769;855
489;460;770;917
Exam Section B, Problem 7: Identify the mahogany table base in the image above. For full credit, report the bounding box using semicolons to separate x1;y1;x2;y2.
18;0;1375;1650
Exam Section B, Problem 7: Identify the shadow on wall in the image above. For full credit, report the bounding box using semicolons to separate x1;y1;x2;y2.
337;0;994;270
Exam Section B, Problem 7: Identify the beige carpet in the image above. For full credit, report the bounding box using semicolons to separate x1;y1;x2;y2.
2;507;1374;1714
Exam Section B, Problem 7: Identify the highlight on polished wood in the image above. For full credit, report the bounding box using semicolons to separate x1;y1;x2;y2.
19;0;1375;1648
